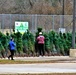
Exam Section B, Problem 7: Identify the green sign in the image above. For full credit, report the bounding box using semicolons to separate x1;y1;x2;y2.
15;21;28;33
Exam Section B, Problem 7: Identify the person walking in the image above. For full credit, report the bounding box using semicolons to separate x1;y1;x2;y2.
37;32;45;56
8;38;16;60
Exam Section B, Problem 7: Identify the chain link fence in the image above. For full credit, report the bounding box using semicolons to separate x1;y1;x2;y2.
0;14;73;34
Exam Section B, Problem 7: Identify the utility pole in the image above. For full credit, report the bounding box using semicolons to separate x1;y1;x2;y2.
72;0;76;49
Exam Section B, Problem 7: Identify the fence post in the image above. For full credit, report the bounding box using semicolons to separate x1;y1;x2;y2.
35;14;37;32
52;15;54;30
2;14;4;33
31;15;35;34
60;15;62;28
10;14;12;33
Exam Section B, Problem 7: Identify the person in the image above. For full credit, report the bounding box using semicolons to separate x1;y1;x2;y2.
8;38;16;60
37;32;45;56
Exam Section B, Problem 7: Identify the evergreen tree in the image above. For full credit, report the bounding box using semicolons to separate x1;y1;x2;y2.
15;31;23;55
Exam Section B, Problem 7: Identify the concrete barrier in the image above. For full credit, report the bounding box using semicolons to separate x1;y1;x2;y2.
70;49;76;57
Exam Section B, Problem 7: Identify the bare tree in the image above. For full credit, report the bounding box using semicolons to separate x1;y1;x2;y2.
0;0;73;14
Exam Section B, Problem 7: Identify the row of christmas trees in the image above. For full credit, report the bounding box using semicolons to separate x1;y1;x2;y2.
0;28;72;57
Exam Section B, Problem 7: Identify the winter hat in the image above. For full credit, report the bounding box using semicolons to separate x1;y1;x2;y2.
39;32;42;35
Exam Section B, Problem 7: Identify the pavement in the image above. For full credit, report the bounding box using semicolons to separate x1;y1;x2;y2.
0;56;76;74
13;56;76;63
